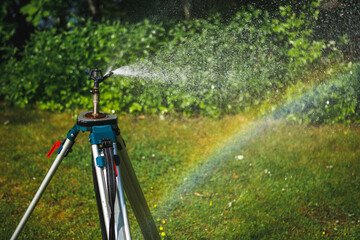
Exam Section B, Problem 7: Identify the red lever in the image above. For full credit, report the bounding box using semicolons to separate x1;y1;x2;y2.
47;141;62;158
114;162;118;176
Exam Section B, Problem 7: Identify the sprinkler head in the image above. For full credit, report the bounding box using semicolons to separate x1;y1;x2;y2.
85;69;113;87
83;69;114;119
103;71;113;80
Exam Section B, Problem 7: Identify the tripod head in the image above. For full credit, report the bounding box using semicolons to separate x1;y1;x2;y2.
84;69;114;119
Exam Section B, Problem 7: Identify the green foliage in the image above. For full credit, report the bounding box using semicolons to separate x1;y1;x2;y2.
137;8;286;117
0;1;18;60
275;63;360;124
115;3;337;117
20;0;86;28
2;19;168;110
271;0;341;78
2;1;342;118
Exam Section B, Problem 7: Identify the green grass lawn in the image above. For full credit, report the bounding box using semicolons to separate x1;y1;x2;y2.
154;122;360;239
1;108;359;239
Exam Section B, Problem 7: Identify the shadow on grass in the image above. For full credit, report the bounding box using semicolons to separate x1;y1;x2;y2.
0;106;60;126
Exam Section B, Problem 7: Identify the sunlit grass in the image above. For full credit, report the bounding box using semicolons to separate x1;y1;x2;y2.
1;108;359;239
0;108;245;239
153;122;360;239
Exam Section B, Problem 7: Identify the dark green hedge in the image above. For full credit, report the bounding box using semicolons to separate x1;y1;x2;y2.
2;1;342;117
2;20;170;110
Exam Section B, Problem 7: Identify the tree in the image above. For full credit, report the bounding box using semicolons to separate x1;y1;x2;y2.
0;0;34;62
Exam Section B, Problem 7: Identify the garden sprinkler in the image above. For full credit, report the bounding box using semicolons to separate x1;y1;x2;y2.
11;69;160;240
84;69;113;118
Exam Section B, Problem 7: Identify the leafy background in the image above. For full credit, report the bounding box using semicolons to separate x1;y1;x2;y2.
2;0;359;123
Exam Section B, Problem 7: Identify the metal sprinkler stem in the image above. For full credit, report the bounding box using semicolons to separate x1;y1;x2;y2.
92;86;100;117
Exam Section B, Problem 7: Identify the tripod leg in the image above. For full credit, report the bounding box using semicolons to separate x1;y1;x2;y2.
11;138;75;240
91;144;112;239
93;141;132;240
91;153;108;240
116;136;160;240
113;142;131;240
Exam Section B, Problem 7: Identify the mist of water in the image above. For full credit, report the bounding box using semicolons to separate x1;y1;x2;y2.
105;20;284;105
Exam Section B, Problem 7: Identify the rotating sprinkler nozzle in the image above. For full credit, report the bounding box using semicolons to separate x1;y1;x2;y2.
84;69;114;118
103;71;114;80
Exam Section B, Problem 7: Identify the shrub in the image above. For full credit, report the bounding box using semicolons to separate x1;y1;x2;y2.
2;1;340;117
274;63;360;124
2;19;168;110
134;8;286;116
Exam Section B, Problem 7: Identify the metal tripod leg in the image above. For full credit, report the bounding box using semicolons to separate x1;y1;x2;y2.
116;135;160;240
92;144;111;238
113;142;131;240
92;142;131;240
10;138;75;240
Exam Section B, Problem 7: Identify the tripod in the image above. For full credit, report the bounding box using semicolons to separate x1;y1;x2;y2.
11;70;160;240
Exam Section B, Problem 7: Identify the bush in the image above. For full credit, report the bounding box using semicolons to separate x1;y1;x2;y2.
109;3;338;117
274;63;360;124
131;9;286;117
2;19;168;110
2;1;340;117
